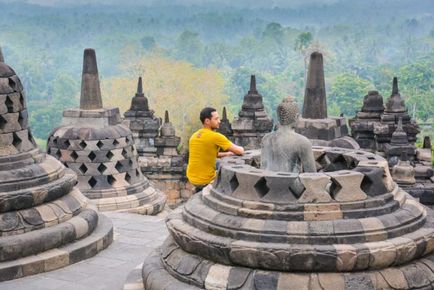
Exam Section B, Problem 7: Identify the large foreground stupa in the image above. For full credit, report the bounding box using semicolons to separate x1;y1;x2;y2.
47;49;166;214
140;97;434;289
142;152;434;290
0;49;113;281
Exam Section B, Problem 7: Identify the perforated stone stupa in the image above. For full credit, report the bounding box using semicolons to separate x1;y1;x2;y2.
376;77;420;148
216;106;233;139
123;79;191;205
349;90;385;150
47;49;166;214
0;52;113;281
231;75;273;150
295;52;359;149
142;143;434;289
350;77;433;205
123;77;161;156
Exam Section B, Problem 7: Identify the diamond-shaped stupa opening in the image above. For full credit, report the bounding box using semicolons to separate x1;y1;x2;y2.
97;140;104;149
125;172;132;183
229;174;239;192
79;140;87;149
8;77;19;91
323;154;348;172
28;130;36;146
106;151;114;160
97;163;107;173
0;115;6;130
115;161;123;172
79;163;88;174
19;93;24;107
70;151;79;160
122;149;128;158
88;151;97;161
5;95;14;113
12;132;22;149
88;176;97;188
107;175;115;185
18;112;25;128
254;177;269;198
329;179;343;198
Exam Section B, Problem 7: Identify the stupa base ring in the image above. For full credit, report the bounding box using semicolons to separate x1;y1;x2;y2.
143;237;434;290
0;213;113;282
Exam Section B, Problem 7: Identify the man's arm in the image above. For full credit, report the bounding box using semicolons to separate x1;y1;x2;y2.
218;151;235;157
227;144;244;155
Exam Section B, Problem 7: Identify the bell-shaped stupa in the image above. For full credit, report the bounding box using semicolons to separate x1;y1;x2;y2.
231;75;273;149
47;49;166;214
123;77;161;156
0;49;113;281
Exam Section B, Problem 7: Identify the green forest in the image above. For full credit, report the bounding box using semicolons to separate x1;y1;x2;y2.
0;0;433;147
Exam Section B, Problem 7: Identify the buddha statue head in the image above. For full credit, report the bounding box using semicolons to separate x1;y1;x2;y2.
277;96;300;127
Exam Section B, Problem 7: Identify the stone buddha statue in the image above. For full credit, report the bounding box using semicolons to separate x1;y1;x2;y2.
261;97;316;173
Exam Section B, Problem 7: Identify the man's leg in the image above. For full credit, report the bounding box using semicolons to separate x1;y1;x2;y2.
194;184;207;193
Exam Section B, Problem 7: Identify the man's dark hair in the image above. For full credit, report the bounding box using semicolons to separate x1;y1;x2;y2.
200;107;217;124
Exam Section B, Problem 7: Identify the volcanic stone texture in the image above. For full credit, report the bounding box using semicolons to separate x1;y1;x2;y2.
47;49;166;214
141;148;434;289
296;52;358;149
377;77;419;148
349;90;384;150
124;79;191;205
231;75;273;150
350;78;433;207
217;106;233;139
0;59;113;282
123;77;161;157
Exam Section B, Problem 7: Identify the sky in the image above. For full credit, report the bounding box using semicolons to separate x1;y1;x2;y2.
0;0;344;7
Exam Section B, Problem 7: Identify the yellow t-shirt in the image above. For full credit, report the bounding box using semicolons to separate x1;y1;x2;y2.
187;128;232;185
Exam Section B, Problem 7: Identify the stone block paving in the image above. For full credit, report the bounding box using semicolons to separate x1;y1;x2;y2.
0;211;169;290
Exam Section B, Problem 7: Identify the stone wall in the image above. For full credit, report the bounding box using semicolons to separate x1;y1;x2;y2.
139;155;193;206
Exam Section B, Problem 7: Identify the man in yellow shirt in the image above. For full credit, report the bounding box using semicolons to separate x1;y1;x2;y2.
187;107;244;192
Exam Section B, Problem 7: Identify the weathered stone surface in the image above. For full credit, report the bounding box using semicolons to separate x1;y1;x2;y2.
79;49;102;110
47;49;166;214
141;137;434;289
0;56;113;282
231;75;273;150
303;52;327;119
261;97;316;174
125;79;189;204
298;173;332;203
327;170;368;202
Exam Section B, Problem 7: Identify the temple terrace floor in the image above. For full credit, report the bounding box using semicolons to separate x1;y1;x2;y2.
0;211;170;290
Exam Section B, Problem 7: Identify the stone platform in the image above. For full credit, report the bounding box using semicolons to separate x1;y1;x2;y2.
141;148;434;290
0;211;168;290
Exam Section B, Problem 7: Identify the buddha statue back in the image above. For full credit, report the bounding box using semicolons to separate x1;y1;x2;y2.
261;97;316;173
